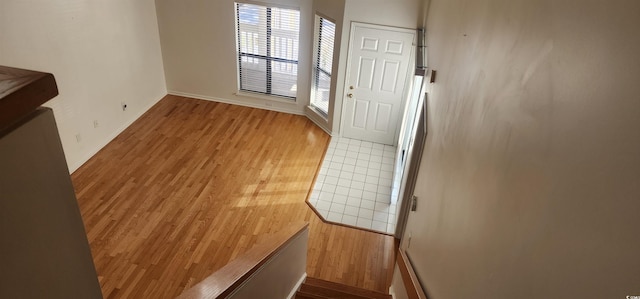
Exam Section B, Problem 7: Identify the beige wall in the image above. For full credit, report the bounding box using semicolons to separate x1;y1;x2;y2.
156;0;313;115
1;109;101;298
401;0;640;298
0;0;167;172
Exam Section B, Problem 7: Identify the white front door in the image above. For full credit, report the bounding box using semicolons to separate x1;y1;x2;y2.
342;23;415;145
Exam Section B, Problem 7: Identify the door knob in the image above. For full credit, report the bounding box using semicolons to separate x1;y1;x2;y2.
347;93;353;98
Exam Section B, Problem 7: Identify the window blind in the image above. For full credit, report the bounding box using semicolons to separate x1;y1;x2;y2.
311;17;336;116
236;3;300;99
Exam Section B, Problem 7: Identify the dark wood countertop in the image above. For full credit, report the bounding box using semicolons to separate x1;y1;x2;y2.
0;65;58;131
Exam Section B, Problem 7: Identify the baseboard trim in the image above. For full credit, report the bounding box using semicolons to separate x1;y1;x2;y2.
69;94;165;173
168;91;305;116
397;250;428;299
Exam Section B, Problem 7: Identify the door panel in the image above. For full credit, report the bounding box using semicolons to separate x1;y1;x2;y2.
362;37;379;51
374;103;392;132
385;40;404;54
380;60;400;92
343;24;415;145
357;57;376;89
352;99;369;129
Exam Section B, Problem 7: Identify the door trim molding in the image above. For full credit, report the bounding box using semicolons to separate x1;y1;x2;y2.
395;92;428;238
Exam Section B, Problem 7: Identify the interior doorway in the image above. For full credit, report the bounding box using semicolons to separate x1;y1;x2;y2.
306;23;424;234
307;75;427;235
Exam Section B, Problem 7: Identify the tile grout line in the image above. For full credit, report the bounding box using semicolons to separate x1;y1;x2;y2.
310;136;398;233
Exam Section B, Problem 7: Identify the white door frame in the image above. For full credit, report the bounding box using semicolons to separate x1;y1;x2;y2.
339;22;416;145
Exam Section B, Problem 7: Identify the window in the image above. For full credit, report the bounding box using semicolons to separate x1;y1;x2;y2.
235;3;300;99
311;16;336;116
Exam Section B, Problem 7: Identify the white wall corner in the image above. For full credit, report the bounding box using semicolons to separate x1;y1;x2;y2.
69;94;165;173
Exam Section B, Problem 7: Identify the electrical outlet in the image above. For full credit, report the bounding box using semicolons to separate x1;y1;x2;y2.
93;120;99;128
75;134;82;143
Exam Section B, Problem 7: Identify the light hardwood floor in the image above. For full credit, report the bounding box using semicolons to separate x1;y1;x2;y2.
71;95;397;298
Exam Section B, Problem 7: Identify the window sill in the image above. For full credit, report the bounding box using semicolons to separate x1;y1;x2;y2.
235;91;297;104
305;105;331;135
308;105;328;120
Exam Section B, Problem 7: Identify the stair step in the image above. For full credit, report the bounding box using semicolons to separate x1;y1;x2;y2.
298;284;369;299
295;291;331;299
300;277;391;299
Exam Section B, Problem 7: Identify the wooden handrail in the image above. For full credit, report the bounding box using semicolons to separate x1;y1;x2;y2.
398;250;428;299
177;221;309;299
0;66;58;132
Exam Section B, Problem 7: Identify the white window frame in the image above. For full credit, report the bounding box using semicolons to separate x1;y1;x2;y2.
310;14;336;118
235;1;301;101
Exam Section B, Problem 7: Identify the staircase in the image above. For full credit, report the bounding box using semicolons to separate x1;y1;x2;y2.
295;277;392;299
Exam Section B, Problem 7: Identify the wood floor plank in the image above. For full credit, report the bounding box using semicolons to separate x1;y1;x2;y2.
71;95;396;298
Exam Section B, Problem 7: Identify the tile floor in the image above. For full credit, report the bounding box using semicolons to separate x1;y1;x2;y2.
308;136;400;234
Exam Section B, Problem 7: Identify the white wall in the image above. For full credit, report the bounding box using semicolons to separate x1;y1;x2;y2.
0;0;167;172
156;0;312;116
401;0;640;298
